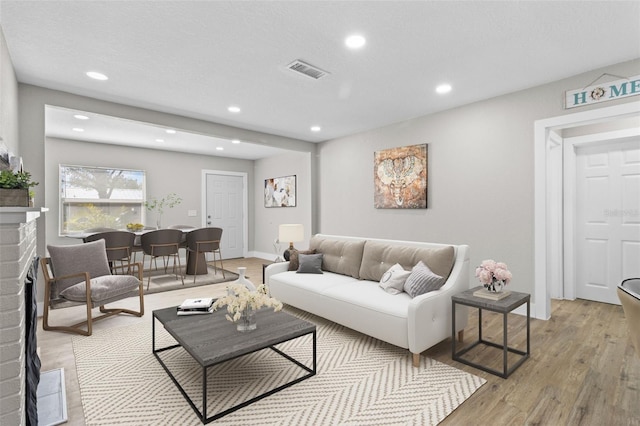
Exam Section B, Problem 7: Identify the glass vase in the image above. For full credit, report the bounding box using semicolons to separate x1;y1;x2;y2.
488;281;505;293
237;307;257;332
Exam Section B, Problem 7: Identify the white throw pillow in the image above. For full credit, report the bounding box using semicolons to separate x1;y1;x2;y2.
379;263;411;295
403;261;445;298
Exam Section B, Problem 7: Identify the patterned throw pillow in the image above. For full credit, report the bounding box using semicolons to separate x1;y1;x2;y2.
379;263;411;295
403;261;445;298
288;249;317;271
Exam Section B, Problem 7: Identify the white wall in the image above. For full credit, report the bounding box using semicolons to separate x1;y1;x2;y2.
317;58;640;306
253;151;313;259
0;27;18;154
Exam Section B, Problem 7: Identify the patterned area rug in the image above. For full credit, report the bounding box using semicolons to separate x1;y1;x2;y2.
143;262;237;295
72;307;485;425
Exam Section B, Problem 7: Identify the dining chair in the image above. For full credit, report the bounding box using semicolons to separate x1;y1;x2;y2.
83;230;136;274
186;227;225;282
40;239;144;336
140;229;185;289
168;224;195;251
618;278;640;358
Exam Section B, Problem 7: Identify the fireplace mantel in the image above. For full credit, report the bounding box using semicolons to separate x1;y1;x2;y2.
0;207;48;224
0;206;46;425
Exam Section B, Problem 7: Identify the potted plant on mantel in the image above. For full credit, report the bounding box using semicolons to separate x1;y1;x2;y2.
0;170;39;207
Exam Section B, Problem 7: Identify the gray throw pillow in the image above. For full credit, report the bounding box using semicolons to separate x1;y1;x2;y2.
297;253;324;274
379;263;411;295
403;261;445;298
288;249;317;271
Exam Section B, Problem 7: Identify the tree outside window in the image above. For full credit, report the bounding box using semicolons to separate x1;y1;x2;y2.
60;165;145;234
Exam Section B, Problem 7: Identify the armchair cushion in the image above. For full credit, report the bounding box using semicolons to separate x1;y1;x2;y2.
60;275;140;303
47;240;112;298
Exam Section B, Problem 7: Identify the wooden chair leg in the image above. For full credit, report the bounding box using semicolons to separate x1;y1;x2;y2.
458;330;464;342
412;352;420;367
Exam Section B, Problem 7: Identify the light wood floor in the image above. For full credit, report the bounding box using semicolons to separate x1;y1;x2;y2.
37;258;640;425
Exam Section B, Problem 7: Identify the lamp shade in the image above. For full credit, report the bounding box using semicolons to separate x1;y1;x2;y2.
279;224;304;243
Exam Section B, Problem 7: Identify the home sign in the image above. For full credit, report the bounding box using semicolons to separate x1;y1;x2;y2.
565;74;640;109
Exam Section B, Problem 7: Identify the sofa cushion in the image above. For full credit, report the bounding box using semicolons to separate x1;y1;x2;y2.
379;263;411;295
309;236;365;278
297;253;324;274
288;249;317;271
403;261;445;297
359;241;455;282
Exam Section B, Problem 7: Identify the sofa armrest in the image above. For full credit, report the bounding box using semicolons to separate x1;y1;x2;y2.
265;262;290;285
407;245;470;354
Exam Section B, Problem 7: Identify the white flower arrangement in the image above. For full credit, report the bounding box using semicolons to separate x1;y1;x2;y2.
212;283;283;323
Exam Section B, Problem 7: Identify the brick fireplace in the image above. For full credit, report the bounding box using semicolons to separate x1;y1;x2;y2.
0;208;44;426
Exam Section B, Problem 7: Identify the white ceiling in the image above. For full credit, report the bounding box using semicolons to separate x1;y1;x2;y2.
2;1;640;158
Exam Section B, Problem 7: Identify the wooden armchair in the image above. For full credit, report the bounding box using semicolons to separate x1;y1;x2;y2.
41;239;144;336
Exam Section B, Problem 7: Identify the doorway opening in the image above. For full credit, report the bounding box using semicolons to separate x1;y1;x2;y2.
534;101;640;320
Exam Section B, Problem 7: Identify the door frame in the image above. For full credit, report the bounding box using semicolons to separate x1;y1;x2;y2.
534;101;640;319
201;170;249;258
563;129;640;302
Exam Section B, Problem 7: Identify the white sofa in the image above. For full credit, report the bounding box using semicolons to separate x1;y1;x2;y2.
265;234;470;367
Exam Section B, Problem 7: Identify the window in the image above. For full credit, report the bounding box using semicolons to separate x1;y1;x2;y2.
59;165;145;234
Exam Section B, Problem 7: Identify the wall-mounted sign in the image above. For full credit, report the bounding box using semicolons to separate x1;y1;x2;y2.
565;74;640;109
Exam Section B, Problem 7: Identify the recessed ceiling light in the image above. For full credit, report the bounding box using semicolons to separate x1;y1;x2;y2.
165;129;176;134
345;34;366;49
86;71;108;81
227;106;241;113
155;138;164;143
310;126;321;132
72;127;84;132
216;147;224;151
436;84;452;94
74;114;89;120
231;139;241;144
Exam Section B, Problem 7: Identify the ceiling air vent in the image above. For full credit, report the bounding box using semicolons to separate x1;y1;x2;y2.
287;60;329;80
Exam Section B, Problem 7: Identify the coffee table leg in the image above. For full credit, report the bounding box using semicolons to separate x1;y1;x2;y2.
202;365;207;423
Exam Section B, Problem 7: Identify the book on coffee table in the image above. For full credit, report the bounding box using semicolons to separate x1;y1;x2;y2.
177;298;214;315
177;306;214;316
179;298;214;310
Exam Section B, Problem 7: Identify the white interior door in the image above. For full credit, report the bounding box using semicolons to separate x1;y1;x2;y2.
574;137;640;304
205;173;245;259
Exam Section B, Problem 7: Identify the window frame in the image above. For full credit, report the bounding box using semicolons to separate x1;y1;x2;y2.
58;164;147;235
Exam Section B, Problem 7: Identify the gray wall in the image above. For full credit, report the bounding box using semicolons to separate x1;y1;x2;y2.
0;27;18;154
254;151;314;259
45;137;255;248
316;58;640;304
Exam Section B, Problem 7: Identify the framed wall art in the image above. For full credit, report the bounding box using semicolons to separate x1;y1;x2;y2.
264;174;297;207
374;143;427;209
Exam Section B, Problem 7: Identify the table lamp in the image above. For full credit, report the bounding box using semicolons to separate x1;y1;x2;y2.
279;224;304;261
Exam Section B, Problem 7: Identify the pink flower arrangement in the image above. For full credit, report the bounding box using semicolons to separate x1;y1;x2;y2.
475;259;512;292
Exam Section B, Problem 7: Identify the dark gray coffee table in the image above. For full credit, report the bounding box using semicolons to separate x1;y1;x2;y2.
153;306;316;423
